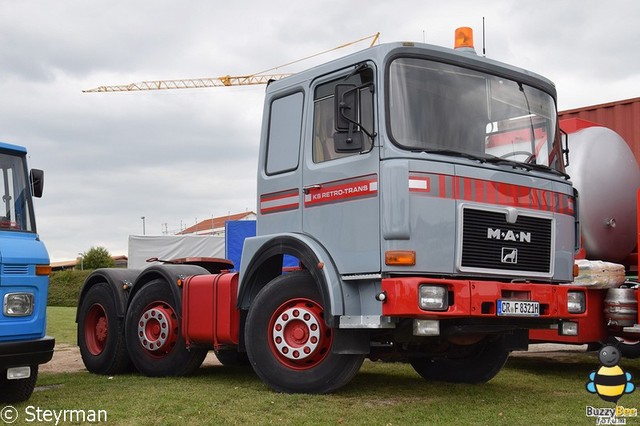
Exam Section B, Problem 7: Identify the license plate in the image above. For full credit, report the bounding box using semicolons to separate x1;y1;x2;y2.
497;300;540;317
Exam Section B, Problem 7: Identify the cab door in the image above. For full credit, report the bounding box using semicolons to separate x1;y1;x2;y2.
302;64;380;275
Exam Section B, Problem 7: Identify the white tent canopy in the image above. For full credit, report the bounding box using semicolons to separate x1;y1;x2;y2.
128;235;225;269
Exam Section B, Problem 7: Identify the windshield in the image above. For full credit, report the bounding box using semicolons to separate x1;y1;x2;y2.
388;57;564;173
0;152;34;232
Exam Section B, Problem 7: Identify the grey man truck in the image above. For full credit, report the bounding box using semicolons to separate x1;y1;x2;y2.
77;28;584;393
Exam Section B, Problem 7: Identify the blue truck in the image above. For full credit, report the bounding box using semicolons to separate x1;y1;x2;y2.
0;141;53;403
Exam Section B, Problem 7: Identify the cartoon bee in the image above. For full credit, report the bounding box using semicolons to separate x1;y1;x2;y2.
586;345;635;403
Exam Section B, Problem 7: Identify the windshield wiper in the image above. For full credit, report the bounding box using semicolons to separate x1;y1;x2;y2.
419;148;489;163
523;161;570;179
485;156;569;179
485;156;533;171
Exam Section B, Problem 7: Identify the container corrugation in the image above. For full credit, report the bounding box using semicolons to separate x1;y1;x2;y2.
560;97;640;167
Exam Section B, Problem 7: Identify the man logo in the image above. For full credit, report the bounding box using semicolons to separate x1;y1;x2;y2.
501;248;518;264
487;228;531;243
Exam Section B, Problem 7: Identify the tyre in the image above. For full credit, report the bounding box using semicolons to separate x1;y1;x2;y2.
0;365;38;403
78;282;131;374
214;349;250;366
606;336;640;359
125;279;207;376
245;271;364;394
410;335;510;384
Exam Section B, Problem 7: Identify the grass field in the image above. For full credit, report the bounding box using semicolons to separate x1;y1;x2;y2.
14;307;640;425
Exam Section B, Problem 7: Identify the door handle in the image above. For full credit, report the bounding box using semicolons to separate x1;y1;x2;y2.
302;184;322;195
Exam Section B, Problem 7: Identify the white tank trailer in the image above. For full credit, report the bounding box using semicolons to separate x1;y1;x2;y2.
566;126;640;262
567;126;640;331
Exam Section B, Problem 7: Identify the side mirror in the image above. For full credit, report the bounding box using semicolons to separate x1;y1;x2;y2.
334;84;364;152
333;131;364;153
30;169;44;198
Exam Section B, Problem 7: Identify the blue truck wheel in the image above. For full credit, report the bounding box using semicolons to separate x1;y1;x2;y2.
0;366;38;403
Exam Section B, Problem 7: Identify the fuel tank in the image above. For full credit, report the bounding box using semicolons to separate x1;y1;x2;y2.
566;126;640;262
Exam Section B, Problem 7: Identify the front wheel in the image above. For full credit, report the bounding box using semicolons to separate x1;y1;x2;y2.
0;366;38;403
410;335;510;383
606;336;640;359
125;279;207;376
245;271;364;394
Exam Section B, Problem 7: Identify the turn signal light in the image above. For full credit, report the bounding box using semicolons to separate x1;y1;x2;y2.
385;250;416;266
454;27;474;50
36;265;51;276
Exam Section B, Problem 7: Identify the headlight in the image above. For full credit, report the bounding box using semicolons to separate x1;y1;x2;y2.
567;290;586;314
3;293;34;316
419;285;448;311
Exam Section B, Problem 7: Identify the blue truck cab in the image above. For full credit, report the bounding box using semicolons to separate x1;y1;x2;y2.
0;141;53;403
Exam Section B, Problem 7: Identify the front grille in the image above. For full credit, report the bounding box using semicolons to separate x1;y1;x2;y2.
460;208;552;274
2;264;29;275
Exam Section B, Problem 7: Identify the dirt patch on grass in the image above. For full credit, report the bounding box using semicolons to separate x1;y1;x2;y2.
511;343;592;359
41;344;222;374
40;344;85;373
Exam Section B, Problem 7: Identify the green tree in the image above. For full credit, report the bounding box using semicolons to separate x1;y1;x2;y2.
81;246;115;269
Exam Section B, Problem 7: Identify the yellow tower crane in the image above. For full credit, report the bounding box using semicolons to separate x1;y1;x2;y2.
83;33;380;93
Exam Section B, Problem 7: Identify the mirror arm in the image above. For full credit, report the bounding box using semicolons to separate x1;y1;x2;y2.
560;127;570;167
338;102;376;140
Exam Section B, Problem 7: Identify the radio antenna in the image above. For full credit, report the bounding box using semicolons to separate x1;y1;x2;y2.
482;17;486;56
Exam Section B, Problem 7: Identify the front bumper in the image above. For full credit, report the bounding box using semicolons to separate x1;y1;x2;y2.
0;336;55;368
381;277;584;324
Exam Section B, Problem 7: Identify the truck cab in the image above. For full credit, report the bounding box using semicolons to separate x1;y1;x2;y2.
0;142;52;403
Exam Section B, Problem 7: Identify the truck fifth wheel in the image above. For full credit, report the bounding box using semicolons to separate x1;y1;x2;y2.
78;28;585;393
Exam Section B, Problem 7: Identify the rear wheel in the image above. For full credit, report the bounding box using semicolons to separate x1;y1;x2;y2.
78;282;131;374
214;349;250;366
0;366;38;403
245;271;364;394
606;336;640;359
125;279;207;376
410;335;510;383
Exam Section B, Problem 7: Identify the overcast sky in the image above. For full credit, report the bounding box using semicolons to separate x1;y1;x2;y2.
1;1;639;262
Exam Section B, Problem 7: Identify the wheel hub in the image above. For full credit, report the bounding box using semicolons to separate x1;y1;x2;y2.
272;307;321;360
137;304;177;353
85;304;108;356
95;316;108;342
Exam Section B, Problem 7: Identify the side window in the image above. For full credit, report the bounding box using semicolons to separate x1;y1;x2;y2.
266;92;304;175
313;71;374;163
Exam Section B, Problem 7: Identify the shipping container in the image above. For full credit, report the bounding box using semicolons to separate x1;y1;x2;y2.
560;97;640;166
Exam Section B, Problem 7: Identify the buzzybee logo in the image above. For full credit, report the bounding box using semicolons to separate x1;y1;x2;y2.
584;346;637;424
586;346;635;403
